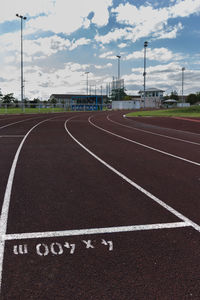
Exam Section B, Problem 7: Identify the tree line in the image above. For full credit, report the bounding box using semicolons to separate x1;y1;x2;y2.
0;90;57;107
163;90;200;105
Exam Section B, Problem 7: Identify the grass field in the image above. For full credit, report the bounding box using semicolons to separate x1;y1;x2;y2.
0;107;69;114
126;105;200;118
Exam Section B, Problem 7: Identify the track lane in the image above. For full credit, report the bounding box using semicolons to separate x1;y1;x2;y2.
1;111;200;299
91;113;200;164
0;113;184;299
108;114;200;146
0;115;58;213
6;115;179;235
66;113;200;226
125;114;200;135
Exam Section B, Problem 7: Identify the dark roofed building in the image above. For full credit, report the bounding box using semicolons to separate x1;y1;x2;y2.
50;93;107;106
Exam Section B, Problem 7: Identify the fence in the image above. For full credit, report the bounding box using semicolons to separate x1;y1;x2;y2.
0;103;111;114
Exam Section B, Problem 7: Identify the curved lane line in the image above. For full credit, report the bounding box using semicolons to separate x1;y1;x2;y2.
89;116;200;167
124;115;200;137
64;117;200;232
0;116;57;292
0;116;41;130
107;115;200;146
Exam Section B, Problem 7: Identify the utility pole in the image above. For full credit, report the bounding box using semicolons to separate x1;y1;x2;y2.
143;41;148;108
16;14;27;112
116;55;121;101
85;72;89;96
182;67;185;103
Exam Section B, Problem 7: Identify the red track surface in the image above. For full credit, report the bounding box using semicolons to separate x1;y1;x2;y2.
0;112;199;299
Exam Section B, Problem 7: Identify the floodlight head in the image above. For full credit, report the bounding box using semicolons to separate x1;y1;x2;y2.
116;55;121;59
16;14;27;20
182;67;185;71
144;41;148;47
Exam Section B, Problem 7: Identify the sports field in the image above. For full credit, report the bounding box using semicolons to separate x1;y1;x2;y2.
0;111;199;299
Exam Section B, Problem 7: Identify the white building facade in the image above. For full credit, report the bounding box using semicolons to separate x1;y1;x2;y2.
139;88;164;108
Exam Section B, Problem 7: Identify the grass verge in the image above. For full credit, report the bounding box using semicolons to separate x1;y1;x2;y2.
0;107;69;114
126;105;200;118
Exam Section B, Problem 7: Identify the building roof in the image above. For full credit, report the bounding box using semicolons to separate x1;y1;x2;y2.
50;93;107;99
139;88;165;93
163;99;178;103
50;94;86;99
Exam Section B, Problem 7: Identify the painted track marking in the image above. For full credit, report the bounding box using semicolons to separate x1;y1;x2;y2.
172;116;200;123
0;116;57;291
0;117;40;130
89;116;200;167
0;114;198;295
108;115;200;146
4;222;190;241
124;115;200;137
64;117;200;232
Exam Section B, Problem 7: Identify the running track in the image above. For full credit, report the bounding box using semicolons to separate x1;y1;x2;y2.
0;111;199;299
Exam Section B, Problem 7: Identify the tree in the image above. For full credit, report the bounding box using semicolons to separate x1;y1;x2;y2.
2;93;15;104
49;97;57;107
124;95;132;100
169;90;179;101
0;89;3;101
13;98;19;108
186;93;198;105
30;98;40;108
196;92;200;102
43;100;48;108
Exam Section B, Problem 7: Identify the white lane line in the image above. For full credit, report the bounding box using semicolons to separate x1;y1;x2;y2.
0;117;39;130
89;116;200;167
124;115;200;137
0;116;56;292
4;222;190;241
64;117;200;233
108;115;200;146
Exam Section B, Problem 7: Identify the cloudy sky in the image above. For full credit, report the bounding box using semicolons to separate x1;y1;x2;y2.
0;0;200;100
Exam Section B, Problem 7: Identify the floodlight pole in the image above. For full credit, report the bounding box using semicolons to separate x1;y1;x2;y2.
143;41;148;108
116;55;121;101
16;14;27;112
85;72;89;96
182;67;185;103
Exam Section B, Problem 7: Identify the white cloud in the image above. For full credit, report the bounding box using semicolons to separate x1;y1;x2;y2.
95;28;131;44
153;22;183;40
69;38;91;50
94;63;112;69
124;61;198;95
169;0;200;18
25;0;112;35
0;32;91;65
99;51;118;59
118;43;127;48
0;0;54;23
65;62;90;72
95;0;200;44
125;47;184;62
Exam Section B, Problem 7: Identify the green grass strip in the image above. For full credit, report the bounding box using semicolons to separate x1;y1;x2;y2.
0;107;69;114
126;105;200;118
